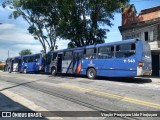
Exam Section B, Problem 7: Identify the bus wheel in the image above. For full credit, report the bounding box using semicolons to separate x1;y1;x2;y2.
87;68;96;79
51;67;56;76
23;68;27;74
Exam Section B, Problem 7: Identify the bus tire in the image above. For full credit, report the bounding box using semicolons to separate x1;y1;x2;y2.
87;68;96;79
51;67;56;76
23;68;27;74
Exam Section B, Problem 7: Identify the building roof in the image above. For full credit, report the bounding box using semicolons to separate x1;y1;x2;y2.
122;4;137;13
119;17;160;32
140;6;160;15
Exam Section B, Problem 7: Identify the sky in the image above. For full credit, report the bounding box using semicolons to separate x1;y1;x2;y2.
0;0;160;60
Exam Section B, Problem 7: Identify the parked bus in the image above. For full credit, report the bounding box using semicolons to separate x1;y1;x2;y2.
12;56;22;72
45;39;152;79
5;57;22;73
21;53;45;73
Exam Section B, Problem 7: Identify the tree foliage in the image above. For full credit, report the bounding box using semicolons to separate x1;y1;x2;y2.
3;0;59;54
19;49;32;56
56;0;129;48
3;0;129;49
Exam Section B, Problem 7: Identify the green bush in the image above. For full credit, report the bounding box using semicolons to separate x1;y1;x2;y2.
0;65;4;70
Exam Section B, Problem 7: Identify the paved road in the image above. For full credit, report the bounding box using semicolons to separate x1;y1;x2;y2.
0;71;160;120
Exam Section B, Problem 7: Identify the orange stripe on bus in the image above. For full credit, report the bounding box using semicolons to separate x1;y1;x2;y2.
76;62;82;74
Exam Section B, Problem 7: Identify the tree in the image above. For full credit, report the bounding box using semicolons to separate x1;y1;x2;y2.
56;0;129;48
2;0;59;54
3;0;129;49
19;49;32;56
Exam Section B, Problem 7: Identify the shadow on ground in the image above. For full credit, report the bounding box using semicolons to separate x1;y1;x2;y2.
49;74;152;84
96;76;152;84
3;71;152;84
0;93;47;120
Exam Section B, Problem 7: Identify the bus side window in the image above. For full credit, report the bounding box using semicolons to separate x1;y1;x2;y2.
84;49;86;54
78;52;82;60
84;48;96;59
116;46;123;58
63;51;73;60
115;44;136;58
111;46;114;52
14;58;19;63
116;46;120;51
28;56;34;62
93;48;97;59
46;53;52;64
23;57;28;63
98;46;114;59
34;55;40;62
131;43;136;50
73;53;78;59
52;52;57;61
74;52;82;60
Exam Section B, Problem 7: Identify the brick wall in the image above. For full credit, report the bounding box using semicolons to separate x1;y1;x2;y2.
122;5;160;26
122;5;137;25
137;11;160;22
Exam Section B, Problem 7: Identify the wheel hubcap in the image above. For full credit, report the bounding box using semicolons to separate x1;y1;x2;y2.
89;71;94;78
52;69;55;74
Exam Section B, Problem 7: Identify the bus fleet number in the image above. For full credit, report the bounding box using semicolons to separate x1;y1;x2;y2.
124;59;135;63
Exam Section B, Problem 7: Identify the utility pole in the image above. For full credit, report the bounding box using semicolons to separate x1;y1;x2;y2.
8;50;9;58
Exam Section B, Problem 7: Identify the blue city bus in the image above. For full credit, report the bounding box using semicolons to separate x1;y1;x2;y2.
21;53;45;73
46;39;152;79
12;56;22;72
5;57;22;73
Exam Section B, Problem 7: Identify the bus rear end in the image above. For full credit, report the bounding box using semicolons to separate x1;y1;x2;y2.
137;40;152;76
13;57;22;72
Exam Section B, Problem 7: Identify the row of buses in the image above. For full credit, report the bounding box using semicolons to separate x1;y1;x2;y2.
5;39;152;79
5;53;45;73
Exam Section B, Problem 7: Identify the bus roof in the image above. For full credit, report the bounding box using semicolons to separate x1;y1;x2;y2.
96;38;139;47
22;53;41;57
49;38;140;53
14;56;22;59
53;46;86;53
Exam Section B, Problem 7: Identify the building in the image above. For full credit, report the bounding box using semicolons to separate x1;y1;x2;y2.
119;5;160;76
0;60;6;70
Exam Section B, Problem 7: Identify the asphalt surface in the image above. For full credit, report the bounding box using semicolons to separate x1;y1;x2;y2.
0;71;160;120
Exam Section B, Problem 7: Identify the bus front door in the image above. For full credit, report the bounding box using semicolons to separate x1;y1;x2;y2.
57;54;62;73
